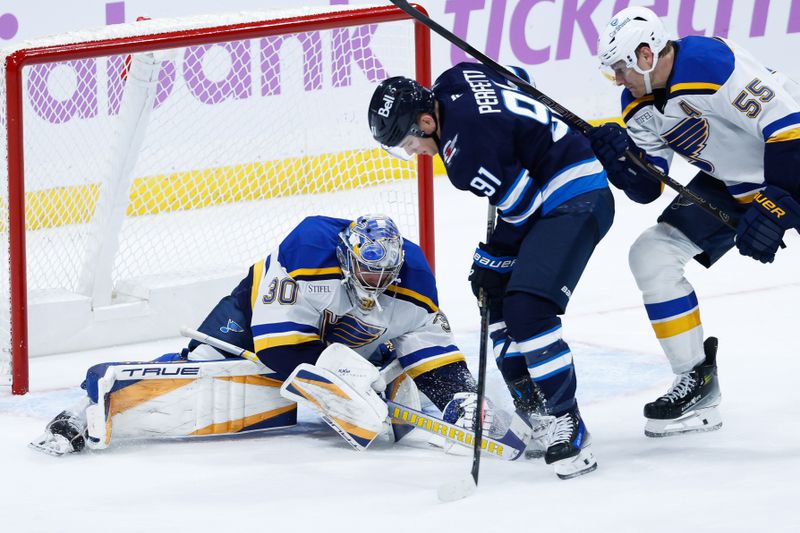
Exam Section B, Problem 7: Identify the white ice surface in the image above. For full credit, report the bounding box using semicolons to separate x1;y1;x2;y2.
2;158;799;533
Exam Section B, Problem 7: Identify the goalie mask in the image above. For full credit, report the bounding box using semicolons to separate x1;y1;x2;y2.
368;76;436;160
337;215;404;311
598;6;669;93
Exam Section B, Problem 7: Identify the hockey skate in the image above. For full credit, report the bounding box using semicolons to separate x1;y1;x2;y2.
29;410;87;456
544;407;597;480
644;337;722;438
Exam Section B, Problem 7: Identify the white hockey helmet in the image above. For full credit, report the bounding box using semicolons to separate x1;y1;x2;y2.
598;6;669;76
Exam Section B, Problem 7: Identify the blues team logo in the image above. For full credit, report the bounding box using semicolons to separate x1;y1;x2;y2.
320;310;386;348
220;319;244;334
443;134;459;166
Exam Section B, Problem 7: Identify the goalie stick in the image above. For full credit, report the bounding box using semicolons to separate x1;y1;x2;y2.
179;328;528;460
389;0;786;248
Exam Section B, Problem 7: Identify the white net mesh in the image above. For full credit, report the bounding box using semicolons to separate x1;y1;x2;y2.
0;6;429;391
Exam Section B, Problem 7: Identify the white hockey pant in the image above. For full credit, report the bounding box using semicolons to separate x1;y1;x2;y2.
629;223;706;374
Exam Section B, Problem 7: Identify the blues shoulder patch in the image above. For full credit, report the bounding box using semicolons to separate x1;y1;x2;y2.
668;36;734;98
278;216;345;281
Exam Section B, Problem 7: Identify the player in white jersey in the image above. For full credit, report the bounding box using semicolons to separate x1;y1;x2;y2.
31;215;497;456
587;7;800;437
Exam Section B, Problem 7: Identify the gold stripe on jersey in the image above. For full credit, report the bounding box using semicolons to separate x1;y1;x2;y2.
622;95;655;123
254;332;321;352
669;82;721;94
404;352;466;379
651;309;702;339
386;284;438;313
766;127;800;143
251;259;267;309
287;266;342;279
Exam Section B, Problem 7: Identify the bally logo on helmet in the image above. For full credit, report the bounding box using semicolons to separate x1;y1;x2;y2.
378;94;395;117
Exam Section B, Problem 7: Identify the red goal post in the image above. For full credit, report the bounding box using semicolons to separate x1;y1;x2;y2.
1;4;433;394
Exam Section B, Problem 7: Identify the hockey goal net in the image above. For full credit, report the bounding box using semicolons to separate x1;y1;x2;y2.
0;4;433;394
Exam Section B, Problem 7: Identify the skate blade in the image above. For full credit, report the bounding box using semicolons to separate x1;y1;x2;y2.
29;433;72;456
553;447;597;480
645;406;722;438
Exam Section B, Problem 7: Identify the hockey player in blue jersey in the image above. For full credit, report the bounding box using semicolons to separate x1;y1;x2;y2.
31;214;509;457
369;65;615;479
588;7;800;437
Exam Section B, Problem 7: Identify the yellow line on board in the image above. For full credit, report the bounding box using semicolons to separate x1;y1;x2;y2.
13;115;622;233
7;148;415;232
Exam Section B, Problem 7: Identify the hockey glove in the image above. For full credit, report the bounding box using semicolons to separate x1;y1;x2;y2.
736;186;800;263
469;243;515;304
587;123;661;203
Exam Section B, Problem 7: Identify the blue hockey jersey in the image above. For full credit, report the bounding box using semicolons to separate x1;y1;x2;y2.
433;63;608;251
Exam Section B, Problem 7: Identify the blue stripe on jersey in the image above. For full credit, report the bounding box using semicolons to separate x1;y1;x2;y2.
399;344;459;367
252;321;319;336
500;159;607;224
644;292;699;321
762;112;800;140
497;169;533;212
727;182;763;195
541;169;608;215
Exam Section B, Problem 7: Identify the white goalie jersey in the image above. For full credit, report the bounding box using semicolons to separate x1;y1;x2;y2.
250;216;466;380
621;36;800;201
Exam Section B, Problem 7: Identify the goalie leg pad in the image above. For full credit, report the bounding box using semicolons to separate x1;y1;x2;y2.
83;357;295;449
645;406;722;437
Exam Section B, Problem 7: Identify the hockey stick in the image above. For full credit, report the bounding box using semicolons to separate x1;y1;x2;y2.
179;327;527;460
179;326;270;370
386;400;524;461
389;0;768;241
437;204;497;503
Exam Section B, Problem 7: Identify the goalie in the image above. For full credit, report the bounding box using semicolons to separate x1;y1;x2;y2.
31;214;523;457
